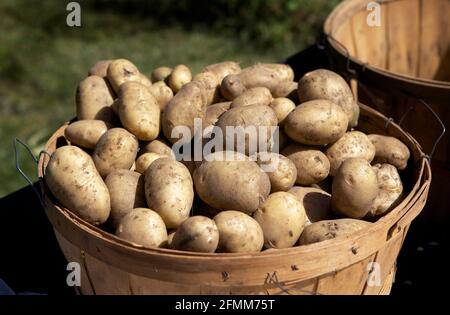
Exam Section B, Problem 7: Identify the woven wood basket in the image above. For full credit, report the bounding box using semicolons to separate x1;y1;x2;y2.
37;103;430;295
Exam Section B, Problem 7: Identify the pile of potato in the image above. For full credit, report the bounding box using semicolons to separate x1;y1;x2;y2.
44;59;411;253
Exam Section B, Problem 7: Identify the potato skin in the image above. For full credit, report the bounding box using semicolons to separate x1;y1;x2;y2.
325;131;375;176
88;60;112;78
171;216;219;253
201;61;241;82
193;71;220;105
269;97;296;124
230;87;272;108
288;186;332;225
147;81;174;111
144;158;194;229
151;66;172;83
117;81;160;141
116;208;168;248
299;219;370;245
45;145;110;225
105;170;146;227
253;192;307;249
368;134;410;170
256;152;297;192
140;138;175;159
76;75;115;122
93;128;139;178
282;144;330;185
193;151;271;214
213;211;264;253
107;59;141;93
168;64;192;93
331;158;379;219
64;120;109;149
204;101;231;126
220;74;246;100
135;152;164;174
284;100;348;146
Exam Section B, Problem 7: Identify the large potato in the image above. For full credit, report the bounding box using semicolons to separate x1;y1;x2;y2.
64;120;109;149
116;208;168;248
45;145;110;224
171;216;219;252
140;138;175;159
284;100;348;146
117;81;160;141
105;170;146;227
193;151;271;214
144;158;194;229
201;61;241;82
76;75;115;122
168;64;192;93
269;97;296;124
88;60;112;78
107;59;141;93
299;219;371;245
282;144;330;185
148;81;174;111
93;128;139;178
253;192;307;249
368;134;410;170
331;158;379;219
298;69;359;127
151;66;172;83
230;87;272;108
325;131;375;176
256;152;297;192
213;211;264;253
288;186;333;225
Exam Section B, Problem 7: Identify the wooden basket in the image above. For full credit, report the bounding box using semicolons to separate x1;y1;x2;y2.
324;0;449;224
37;104;430;295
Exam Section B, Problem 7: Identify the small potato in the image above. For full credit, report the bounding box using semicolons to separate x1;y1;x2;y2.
104;170;146;227
282;144;330;185
107;59;141;93
135;152;164;174
93;128;139;178
298;69;359;127
116;208;168;248
269;97;295;124
201;61;241;82
204;101;231;126
148;81;174;111
88;60;112;78
140;138;175;159
331;158;379;219
64;120;109;149
171;216;219;253
145;158;194;229
220;74;246;100
214;211;264;253
117;81;160;141
299;219;371;245
151;66;172;83
366;163;403;218
138;73;152;88
368;134;410;170
325;131;376;176
284;99;348;146
230;87;272;108
288;186;332;225
45;146;110;225
256;152;297;192
193;71;220;105
76;75;115;122
253;192;307;249
168;64;192;93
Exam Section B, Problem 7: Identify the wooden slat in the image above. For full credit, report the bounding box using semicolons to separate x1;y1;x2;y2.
333;18;357;57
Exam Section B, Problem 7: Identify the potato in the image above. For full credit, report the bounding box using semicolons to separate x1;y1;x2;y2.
272;81;298;100
104;170;146;227
64;120;109;149
213;211;264;253
151;66;172;83
167;230;176;249
298;69;359;127
116;208;168;248
148;81;174;111
299;219;371;245
88;60;112;78
282;144;330;185
288;186;332;225
140;138;175;159
193;151;271;214
168;64;192;93
331;158;379;219
204;101;231;126
253;192;307;249
138;73;152;88
215;105;278;155
368;134;410;170
171;216;219;253
193;71;220;105
93;128;139;178
220;74;246;100
117;81;160;141
107;59;141;93
269;97;295;124
201;61;241;82
366;163;403;218
76;75;115;122
230;87;272;108
284;100;348;146
45;145;110;225
144;158;194;229
325;131;376;176
135;152;164;174
256;152;297;192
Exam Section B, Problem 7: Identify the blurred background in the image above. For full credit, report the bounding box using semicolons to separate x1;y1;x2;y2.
0;0;339;197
